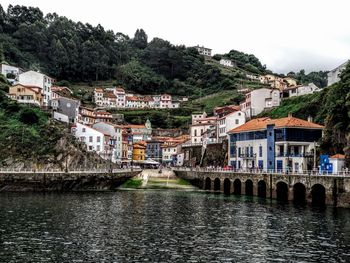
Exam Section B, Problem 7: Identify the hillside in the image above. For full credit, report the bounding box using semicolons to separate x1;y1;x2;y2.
261;62;350;160
0;88;109;169
0;4;268;100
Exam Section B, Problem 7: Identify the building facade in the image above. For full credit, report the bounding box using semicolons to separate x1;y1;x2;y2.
18;70;54;106
8;84;43;106
228;116;324;173
327;61;348;86
195;45;212;57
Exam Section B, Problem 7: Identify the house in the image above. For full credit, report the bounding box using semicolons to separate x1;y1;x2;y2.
78;107;113;125
195;45;212;57
132;141;146;161
52;97;80;123
92;122;123;163
240;88;280;119
122;128;133;163
123;119;152;142
114;87;126;107
146;138;165;162
71;122;112;160
191;112;207;124
284;77;297;87
8;84;43;106
18;70;55;106
329;154;346;174
284;83;320;98
160;94;172;108
94;88;104;107
327;61;348;86
227;115;324;173
51;86;73;101
190;116;217;144
0;63;22;84
220;58;235;67
217;110;246;142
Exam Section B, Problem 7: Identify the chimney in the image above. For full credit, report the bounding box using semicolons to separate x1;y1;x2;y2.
307;116;313;123
288;112;292;118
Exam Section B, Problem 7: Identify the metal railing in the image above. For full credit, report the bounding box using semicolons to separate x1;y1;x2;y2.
0;168;142;174
173;167;350;177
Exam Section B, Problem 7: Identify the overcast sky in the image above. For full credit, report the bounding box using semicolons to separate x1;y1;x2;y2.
2;0;350;73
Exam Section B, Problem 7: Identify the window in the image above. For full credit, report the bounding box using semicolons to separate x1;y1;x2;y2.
235;119;239;125
238;147;241;157
259;146;263;157
194;130;197;136
82;128;86;133
89;136;93;143
97;136;101;142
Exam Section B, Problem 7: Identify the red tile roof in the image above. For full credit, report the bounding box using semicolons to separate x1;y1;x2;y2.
330;154;345;159
228;116;324;133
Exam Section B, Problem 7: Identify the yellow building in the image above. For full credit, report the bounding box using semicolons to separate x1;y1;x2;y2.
9;84;43;106
132;142;146;161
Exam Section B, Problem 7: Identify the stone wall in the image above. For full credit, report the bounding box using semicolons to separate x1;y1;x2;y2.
0;171;140;192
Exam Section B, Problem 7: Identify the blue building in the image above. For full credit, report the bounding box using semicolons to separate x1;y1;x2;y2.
228;116;323;173
146;139;164;162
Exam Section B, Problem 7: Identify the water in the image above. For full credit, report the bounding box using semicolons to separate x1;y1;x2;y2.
1;190;350;263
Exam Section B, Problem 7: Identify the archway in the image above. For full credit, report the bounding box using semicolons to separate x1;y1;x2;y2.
205;177;211;190
276;181;289;202
245;179;253;196
214;178;221;191
258;180;267;198
311;184;326;206
233;179;241;195
293;183;306;204
223;178;231;195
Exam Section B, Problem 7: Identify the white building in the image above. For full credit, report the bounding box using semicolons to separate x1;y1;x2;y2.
72;122;110;160
190;116;217;144
191;112;207;124
329;154;346;174
195;45;212;57
0;63;22;84
114;87;126;108
228;116;324;172
220;58;235;67
160;94;172;108
92;122;123;163
327;61;348;86
240;88;280;119
285;83;320;97
18;70;54;106
218;110;246;141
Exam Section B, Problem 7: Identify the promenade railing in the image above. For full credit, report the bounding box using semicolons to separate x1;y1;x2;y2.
173;167;350;177
0;167;142;174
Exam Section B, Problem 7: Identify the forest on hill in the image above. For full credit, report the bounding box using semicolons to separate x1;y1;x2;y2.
0;4;267;97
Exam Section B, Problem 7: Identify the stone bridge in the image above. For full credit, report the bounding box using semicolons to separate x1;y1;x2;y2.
174;170;350;208
0;170;141;191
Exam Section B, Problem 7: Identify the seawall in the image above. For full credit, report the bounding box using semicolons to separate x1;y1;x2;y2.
0;170;141;192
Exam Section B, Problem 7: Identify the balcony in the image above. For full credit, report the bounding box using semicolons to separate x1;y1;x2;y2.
276;152;314;158
239;153;256;160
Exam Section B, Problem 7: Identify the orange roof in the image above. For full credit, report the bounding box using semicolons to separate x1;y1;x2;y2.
127;124;146;129
95;87;103;92
330;154;345;159
115;87;125;92
228;116;324;133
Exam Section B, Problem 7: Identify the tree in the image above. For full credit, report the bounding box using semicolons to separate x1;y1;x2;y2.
132;29;148;49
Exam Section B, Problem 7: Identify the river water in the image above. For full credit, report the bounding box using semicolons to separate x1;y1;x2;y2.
1;190;350;263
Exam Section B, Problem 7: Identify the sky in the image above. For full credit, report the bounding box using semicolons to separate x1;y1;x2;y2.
2;0;350;73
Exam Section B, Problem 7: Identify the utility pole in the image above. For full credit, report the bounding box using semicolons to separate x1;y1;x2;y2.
313;141;317;173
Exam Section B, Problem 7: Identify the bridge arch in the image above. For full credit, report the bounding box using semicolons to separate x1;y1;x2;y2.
293;182;306;204
311;183;326;206
258;180;267;198
205;177;211;190
276;181;289;202
245;179;253;196
233;179;241;195
214;178;221;192
223;178;231;195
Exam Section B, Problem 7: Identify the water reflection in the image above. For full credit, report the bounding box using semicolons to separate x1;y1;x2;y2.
0;191;350;262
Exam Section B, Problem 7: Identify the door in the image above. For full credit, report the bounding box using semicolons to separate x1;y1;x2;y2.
277;160;283;173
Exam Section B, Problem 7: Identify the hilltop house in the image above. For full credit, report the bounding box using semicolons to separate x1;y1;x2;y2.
327;61;348;86
220;58;235;68
195;45;212;57
0;63;22;84
8;84;43;106
283;83;320;98
18;70;55;106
